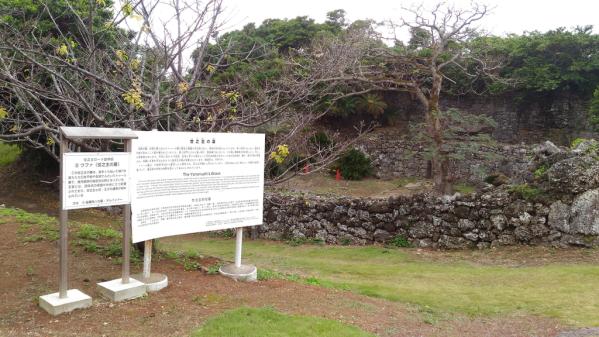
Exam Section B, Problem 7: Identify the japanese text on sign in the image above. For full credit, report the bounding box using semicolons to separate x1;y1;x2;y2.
62;152;131;210
130;131;265;243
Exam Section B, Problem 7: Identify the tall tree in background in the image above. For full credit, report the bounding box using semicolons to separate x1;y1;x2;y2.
306;3;498;193
0;0;364;182
393;3;493;194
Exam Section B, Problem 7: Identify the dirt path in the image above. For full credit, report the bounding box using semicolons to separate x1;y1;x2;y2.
0;218;564;337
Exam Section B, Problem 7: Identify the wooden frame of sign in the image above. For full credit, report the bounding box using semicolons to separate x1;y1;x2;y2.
39;127;146;316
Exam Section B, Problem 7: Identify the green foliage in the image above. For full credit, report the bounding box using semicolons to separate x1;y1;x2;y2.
206;264;221;275
287;237;324;246
191;307;375;337
0;141;21;166
305;276;321;286
509;184;542;200
309;131;333;148
356;94;387;118
410;109;500;163
1;208;141;262
76;239;101;253
463;27;599;97
77;223;121;240
257;269;300;282
534;165;549;179
4;208;59;241
183;258;201;271
570;138;598;156
0;0;117;47
389;235;411;248
571;138;587;149
340;237;352;246
103;242;122;257
165;237;599;326
336;149;372;181
453;183;476;195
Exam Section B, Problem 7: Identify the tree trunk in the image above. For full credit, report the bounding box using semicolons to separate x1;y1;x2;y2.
427;71;452;195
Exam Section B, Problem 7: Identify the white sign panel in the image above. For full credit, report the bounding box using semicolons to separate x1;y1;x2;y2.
130;131;265;243
62;152;131;210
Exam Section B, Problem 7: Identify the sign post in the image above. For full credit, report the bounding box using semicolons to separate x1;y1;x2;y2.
218;226;257;281
131;238;168;292
39;127;145;316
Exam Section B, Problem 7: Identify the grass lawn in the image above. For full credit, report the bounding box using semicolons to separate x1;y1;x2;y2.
0;141;21;166
191;307;375;337
161;236;599;327
275;173;431;198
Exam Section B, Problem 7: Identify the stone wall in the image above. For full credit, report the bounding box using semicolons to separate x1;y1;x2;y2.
385;92;597;143
356;128;533;184
258;141;599;249
260;186;599;249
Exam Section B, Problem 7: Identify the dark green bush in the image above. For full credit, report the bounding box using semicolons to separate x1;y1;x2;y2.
336;148;372;180
390;235;411;248
309;131;333;148
509;184;542;200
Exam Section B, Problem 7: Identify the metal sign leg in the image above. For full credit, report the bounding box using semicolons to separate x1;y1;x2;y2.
122;204;131;284
235;228;243;268
39;137;92;315
131;239;168;292
219;227;257;282
143;240;152;279
58;209;68;298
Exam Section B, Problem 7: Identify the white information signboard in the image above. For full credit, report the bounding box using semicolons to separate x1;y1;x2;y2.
62;152;131;210
130;131;265;243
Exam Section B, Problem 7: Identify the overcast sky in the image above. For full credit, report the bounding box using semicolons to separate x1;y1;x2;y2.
219;0;598;37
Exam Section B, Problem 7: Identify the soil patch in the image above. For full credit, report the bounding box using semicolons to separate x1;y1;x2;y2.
0;219;564;337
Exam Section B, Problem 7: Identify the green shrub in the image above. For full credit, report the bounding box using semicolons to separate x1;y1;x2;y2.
336;149;372;180
533;165;548;179
103;242;122;257
309;131;333;148
183;258;201;271
390;234;411;248
205;263;221;274
571;138;587;149
0;141;21;166
509;184;542;200
570;138;599;155
340;237;352;246
286;237;324;246
305;276;321;285
77;223;121;240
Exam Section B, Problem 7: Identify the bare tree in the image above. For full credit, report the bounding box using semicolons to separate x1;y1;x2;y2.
393;3;493;194
303;3;501;194
0;0;368;183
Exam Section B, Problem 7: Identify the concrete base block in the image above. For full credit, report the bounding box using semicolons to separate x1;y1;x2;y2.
131;273;168;292
39;289;92;316
219;264;257;282
97;278;146;301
